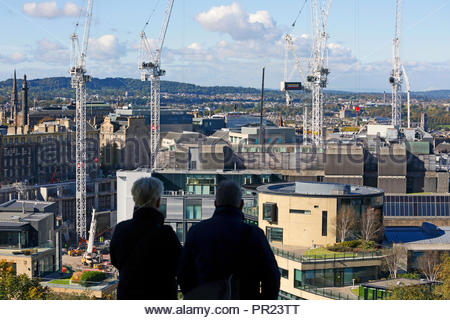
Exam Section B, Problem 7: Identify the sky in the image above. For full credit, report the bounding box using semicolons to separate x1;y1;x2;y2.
0;0;449;92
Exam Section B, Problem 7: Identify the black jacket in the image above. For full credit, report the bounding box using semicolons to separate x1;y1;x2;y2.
177;206;280;299
110;206;181;300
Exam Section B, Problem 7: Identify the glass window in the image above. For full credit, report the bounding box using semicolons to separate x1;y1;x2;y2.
186;204;202;220
294;269;302;288
263;203;277;222
290;209;311;215
324;269;334;287
322;211;327;236
266;227;283;243
279;268;289;279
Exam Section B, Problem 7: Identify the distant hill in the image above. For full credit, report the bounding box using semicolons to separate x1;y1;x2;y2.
0;77;263;100
0;77;448;101
411;90;450;100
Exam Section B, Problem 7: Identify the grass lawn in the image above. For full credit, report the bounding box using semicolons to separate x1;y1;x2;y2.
49;279;71;285
305;248;349;258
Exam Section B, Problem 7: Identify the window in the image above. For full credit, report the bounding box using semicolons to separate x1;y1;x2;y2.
263;203;277;223
290;209;311;215
280;268;289;279
322;211;328;236
186;203;202;220
294;269;302;288
266;227;283;243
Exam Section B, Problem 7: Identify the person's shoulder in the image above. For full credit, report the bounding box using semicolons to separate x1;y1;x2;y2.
112;219;135;237
115;219;134;231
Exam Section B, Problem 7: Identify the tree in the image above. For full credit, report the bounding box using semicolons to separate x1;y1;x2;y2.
383;245;407;279
360;207;382;241
0;260;50;300
433;253;450;300
388;284;433;300
335;206;359;242
416;251;442;281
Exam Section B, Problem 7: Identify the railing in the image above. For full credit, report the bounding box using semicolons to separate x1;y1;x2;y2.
298;285;360;300
271;246;384;263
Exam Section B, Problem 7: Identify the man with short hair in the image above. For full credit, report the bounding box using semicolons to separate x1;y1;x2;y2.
111;177;181;299
178;180;280;299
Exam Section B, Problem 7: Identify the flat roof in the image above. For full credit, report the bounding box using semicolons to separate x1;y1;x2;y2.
384;224;450;245
361;278;434;290
257;182;383;198
153;169;279;175
0;200;55;212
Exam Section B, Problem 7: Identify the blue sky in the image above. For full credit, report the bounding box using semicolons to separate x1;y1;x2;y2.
0;0;449;92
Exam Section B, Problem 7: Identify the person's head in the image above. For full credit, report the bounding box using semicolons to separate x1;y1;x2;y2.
131;177;164;210
214;180;244;210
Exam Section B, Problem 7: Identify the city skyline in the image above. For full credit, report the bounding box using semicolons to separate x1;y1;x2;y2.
0;0;449;92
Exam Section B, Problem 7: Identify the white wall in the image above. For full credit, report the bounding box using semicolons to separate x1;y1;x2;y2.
116;170;152;224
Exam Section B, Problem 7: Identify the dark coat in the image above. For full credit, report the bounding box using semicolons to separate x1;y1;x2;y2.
177;206;280;299
110;206;181;300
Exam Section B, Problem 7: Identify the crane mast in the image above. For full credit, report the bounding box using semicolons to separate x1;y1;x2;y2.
71;0;94;241
402;64;411;128
390;0;403;128
139;0;174;169
308;0;332;145
283;33;310;144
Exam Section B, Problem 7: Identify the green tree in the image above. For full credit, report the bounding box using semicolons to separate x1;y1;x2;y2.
433;253;450;299
0;260;50;300
388;284;433;300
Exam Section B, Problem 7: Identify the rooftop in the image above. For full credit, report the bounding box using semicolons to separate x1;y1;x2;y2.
257;182;383;198
360;278;434;290
384;223;450;245
0;199;55;213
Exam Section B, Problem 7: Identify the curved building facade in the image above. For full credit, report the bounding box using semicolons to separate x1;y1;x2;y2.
257;182;384;248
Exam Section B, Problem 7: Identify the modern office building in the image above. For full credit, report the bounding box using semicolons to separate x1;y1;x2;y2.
0;178;116;245
256;181;385;299
0;200;58;278
383;194;450;226
115;168;282;242
193;117;226;136
111;106;193;133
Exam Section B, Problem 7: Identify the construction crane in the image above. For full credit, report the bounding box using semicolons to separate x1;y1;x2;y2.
283;33;309;144
70;0;94;241
139;0;174;169
308;0;332;145
81;209;102;267
402;64;411;128
389;0;403;128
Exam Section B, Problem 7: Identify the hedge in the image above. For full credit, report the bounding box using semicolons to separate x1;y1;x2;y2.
328;240;376;252
80;271;107;287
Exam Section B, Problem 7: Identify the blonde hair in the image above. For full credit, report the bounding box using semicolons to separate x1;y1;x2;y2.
131;177;164;209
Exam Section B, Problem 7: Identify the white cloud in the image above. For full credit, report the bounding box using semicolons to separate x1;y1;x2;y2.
23;1;81;18
0;52;28;64
34;39;69;65
62;2;81;16
88;34;127;61
195;2;281;41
